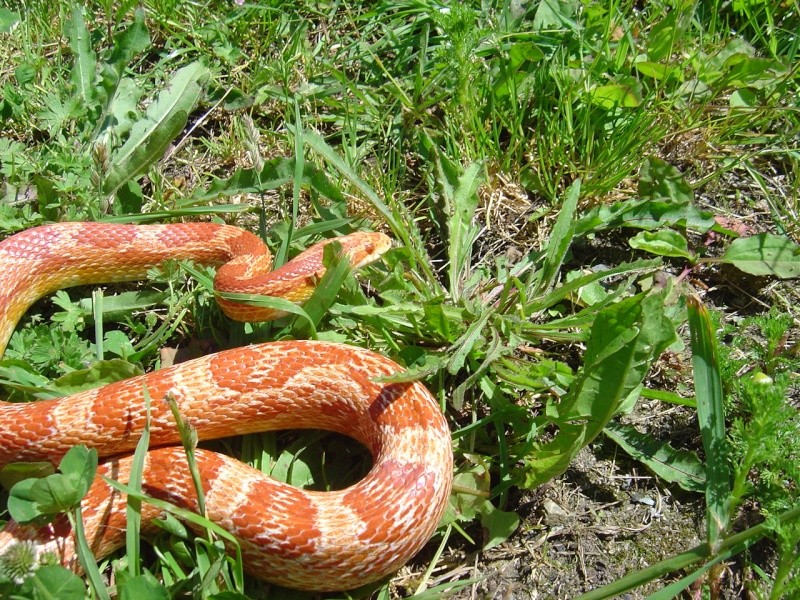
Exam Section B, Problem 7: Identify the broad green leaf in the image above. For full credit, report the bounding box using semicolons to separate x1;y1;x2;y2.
726;57;787;90
103;62;210;195
521;292;676;488
106;8;150;73
481;502;520;550
532;0;577;29
536;179;580;294
0;8;19;33
7;478;41;523
31;565;85;600
575;199;714;237
0;462;55;490
730;88;758;107
30;474;83;513
6;446;97;523
604;422;706;492
59;445;98;500
66;290;167;324
629;229;694;259
97;8;149;103
646;10;677;61
635;61;680;81
66;7;96;104
687;295;730;550
718;233;800;278
639;156;693;203
102;77;145;143
589;84;641;109
52;359;143;394
422;302;462;343
119;572;170;600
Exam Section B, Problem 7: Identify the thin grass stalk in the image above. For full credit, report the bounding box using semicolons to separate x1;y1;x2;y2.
68;507;111;600
124;385;153;576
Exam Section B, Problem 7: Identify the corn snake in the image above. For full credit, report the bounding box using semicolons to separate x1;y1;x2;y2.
0;222;453;591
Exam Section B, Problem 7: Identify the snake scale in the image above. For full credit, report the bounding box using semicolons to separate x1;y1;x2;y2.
0;222;453;591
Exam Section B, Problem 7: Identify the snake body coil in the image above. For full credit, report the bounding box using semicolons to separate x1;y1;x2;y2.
0;223;452;591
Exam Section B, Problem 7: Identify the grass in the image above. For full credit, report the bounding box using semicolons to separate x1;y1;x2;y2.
0;0;799;598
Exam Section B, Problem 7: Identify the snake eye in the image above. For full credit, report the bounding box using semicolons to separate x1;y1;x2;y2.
365;243;375;254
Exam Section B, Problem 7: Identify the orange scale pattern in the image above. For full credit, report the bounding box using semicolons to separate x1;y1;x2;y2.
0;222;452;591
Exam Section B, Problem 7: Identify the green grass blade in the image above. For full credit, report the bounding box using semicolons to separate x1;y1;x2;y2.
687;294;731;550
275;100;304;268
290;242;351;339
179;262;318;338
67;507;111;600
101;478;246;592
124;385;153;577
303;129;400;233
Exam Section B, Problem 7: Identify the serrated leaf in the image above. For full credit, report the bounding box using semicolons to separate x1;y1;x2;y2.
604;422;706;492
575;198;714;236
107;9;150;71
103;61;210;195
447;161;483;298
718;233;800;278
66;6;96;104
629;228;694;259
374;353;447;384
521;292;676;488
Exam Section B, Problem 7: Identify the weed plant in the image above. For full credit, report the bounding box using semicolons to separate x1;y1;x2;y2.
0;0;798;598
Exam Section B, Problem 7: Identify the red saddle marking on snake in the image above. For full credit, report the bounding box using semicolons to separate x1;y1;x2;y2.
0;223;452;591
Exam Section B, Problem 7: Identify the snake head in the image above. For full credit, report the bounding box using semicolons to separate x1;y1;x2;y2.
332;231;393;270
